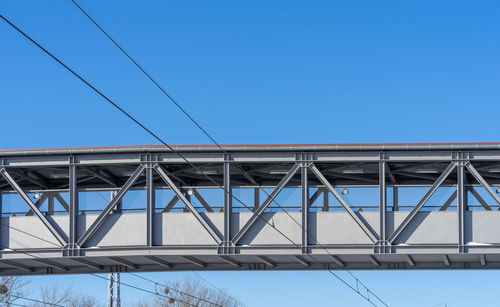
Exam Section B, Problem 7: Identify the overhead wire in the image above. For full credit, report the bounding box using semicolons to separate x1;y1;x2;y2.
2;10;386;306
4;302;27;307
6;293;65;307
128;272;225;307
0;12;304;279
68;2;388;305
0;12;387;306
0;14;296;253
190;271;248;307
191;271;227;296
426;274;500;307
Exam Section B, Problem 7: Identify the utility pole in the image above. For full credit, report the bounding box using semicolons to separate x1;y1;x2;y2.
107;273;121;307
107;191;121;307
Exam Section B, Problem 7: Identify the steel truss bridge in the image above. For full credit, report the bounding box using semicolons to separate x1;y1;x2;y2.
1;143;500;275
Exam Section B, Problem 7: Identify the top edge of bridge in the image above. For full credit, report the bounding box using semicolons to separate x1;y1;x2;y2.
0;142;500;156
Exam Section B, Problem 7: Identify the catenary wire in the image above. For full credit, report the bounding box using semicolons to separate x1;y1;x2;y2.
0;14;296;253
0;12;308;278
1;12;385;306
6;293;65;307
0;13;387;306
4;302;27;307
426;274;500;307
190;271;248;307
128;272;226;307
191;271;228;296
68;2;388;304
68;2;389;305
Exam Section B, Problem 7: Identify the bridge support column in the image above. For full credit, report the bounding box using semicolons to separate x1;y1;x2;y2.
0;192;2;238
301;153;309;253
377;157;389;253
254;188;259;212
457;155;466;253
107;272;121;307
66;161;80;256
220;155;234;254
146;164;155;247
393;187;399;211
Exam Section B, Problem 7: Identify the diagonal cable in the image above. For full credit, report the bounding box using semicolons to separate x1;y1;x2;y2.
68;3;389;305
1;13;388;306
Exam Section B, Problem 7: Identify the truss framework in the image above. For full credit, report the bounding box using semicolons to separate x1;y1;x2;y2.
1;144;500;275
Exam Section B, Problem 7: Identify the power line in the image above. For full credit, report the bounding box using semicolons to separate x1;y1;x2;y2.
191;272;226;295
0;11;299;272
4;302;27;307
427;274;500;307
0;13;294;248
4;292;65;307
70;0;219;150
68;3;389;305
128;273;224;307
0;13;387;306
3;11;386;306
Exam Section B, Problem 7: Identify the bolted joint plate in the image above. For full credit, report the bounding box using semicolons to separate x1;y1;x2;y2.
217;241;235;255
62;243;81;257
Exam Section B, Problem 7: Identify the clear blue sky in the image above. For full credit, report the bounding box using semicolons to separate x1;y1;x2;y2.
1;0;500;306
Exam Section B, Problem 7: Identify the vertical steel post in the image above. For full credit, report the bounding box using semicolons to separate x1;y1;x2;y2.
183;191;190;212
0;192;2;239
464;187;469;211
69;163;78;246
146;165;155;246
379;160;387;244
457;159;465;253
323;189;329;212
111;190;122;213
107;184;121;307
223;157;232;242
48;193;54;215
254;188;260;212
301;154;309;253
393;187;399;211
116;272;121;307
107;272;120;307
107;273;114;307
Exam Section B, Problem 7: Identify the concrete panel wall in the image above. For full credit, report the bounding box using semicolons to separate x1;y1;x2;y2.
391;212;458;244
237;212;302;245
312;212;378;245
158;213;223;246
3;211;500;250
2;215;68;249
471;211;500;243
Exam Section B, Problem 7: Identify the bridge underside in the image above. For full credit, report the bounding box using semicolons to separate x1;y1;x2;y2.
1;143;500;275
